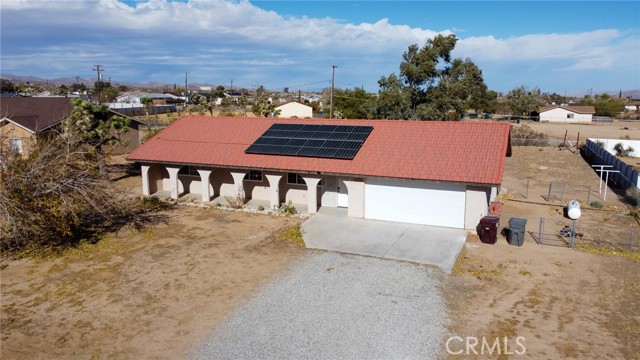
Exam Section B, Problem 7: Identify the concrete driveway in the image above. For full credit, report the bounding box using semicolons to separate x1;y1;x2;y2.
300;207;466;273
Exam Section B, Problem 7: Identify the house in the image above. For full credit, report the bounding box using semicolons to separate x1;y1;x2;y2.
275;101;313;118
539;105;596;123
115;92;182;105
126;116;511;230
0;97;144;156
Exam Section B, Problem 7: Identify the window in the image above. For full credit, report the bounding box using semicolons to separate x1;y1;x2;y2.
287;173;305;185
245;170;263;182
9;138;23;154
178;165;198;176
567;113;575;119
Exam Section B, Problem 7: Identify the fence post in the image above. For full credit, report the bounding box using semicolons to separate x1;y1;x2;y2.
547;183;552;201
525;178;529;199
538;217;544;245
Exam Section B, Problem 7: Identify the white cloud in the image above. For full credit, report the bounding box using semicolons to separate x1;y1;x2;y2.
457;29;636;71
1;0;638;92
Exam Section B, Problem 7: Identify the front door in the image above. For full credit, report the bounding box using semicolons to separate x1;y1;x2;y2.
337;178;348;207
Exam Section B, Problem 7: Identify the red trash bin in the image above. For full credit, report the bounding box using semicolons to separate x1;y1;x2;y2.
477;216;500;244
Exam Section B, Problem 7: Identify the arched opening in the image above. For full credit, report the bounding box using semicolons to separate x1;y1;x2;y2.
148;164;169;195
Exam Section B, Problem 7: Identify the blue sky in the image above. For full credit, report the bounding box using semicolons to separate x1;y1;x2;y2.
1;0;639;95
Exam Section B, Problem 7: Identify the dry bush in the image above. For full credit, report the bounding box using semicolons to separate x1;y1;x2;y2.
0;136;167;254
510;124;549;146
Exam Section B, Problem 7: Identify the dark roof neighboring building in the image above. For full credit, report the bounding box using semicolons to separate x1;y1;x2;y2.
0;97;73;132
127;116;512;185
1;97;145;133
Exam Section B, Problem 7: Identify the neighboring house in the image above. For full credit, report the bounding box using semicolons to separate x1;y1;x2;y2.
539;105;596;123
115;92;182;105
0;97;144;156
275;101;313;118
127;117;511;230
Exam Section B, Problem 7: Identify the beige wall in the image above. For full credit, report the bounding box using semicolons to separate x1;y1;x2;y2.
276;102;313;118
343;178;365;218
464;186;491;230
0;122;35;157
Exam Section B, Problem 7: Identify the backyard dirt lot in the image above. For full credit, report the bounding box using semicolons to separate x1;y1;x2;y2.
0;206;304;359
445;144;640;359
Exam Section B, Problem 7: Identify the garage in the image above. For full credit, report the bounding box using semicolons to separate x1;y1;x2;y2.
364;178;466;228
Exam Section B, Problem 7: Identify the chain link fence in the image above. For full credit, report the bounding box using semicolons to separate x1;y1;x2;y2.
495;212;639;252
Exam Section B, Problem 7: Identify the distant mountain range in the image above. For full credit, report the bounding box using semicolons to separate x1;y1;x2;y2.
0;73;219;91
2;73;639;98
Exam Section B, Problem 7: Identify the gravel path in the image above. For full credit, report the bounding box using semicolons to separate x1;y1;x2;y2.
191;251;449;360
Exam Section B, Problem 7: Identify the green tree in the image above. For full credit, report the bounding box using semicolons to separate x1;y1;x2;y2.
323;88;374;119
140;97;154;120
584;94;625;117
1;79;17;93
374;34;488;120
370;74;411;119
62;99;130;171
504;86;544;116
102;86;120;102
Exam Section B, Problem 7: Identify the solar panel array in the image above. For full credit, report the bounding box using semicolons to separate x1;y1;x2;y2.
245;123;374;160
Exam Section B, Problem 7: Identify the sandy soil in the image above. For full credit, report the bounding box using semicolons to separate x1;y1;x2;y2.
524;120;640;142
0;206;304;359
446;233;639;359
445;141;640;359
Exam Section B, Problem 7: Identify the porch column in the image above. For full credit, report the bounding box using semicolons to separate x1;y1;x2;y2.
166;166;181;200
265;174;283;210
197;169;213;202
141;164;150;196
230;171;248;198
343;179;365;218
302;176;322;214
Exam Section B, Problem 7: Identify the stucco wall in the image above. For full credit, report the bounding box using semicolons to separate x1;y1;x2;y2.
540;108;592;123
276;102;313;118
0;122;34;157
590;138;640;158
464;186;491;230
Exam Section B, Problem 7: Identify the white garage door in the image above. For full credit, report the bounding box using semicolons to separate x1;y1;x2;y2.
365;178;466;228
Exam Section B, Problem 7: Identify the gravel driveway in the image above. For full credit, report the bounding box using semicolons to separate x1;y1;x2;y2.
191;251;449;359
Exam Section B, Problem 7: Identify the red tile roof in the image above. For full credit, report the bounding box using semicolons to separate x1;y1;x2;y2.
127;116;511;185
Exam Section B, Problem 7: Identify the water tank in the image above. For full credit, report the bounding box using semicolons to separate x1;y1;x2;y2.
567;200;581;220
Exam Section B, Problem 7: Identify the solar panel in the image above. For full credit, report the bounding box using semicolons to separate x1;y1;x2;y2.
245;123;373;160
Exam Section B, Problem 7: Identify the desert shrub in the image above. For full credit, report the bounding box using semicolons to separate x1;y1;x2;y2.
257;205;265;211
510;124;549;146
224;194;246;209
0;136;138;251
588;201;604;209
595;140;605;148
279;225;305;246
613;142;634;157
278;200;297;216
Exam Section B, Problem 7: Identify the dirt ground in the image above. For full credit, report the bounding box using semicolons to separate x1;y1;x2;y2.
0;206;304;359
526;119;640;142
445;143;640;359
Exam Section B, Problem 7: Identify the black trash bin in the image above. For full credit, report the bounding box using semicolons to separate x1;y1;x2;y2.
508;217;527;246
477;216;500;244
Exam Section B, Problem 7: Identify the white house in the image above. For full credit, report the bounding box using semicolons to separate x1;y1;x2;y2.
539;105;596;123
275;101;313;118
127;117;512;230
115;92;181;105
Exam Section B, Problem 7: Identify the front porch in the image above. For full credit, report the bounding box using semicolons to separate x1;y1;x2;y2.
140;164;336;214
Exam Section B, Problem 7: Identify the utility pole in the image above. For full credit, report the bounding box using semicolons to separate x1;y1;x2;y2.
185;71;189;105
330;65;337;119
230;79;234;92
92;65;104;103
